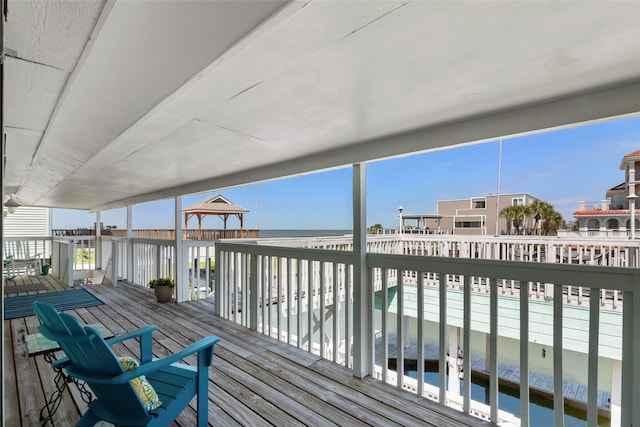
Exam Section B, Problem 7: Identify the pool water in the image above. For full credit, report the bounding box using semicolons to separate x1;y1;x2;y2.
409;371;610;427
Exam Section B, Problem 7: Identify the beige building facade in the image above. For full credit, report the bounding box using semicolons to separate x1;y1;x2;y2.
421;193;540;236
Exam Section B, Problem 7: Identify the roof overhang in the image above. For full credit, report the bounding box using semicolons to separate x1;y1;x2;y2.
4;1;640;211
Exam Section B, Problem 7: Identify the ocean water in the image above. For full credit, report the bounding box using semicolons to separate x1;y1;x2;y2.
259;229;352;238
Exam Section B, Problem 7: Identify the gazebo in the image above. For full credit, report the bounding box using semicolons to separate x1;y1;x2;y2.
183;195;250;239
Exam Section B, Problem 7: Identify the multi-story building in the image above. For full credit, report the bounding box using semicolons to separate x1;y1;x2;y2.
419;193;540;235
573;149;640;236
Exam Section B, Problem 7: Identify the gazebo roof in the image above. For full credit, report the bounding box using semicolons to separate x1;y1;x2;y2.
183;195;249;215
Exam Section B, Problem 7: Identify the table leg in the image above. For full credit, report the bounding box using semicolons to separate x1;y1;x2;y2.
39;352;93;426
39;361;69;426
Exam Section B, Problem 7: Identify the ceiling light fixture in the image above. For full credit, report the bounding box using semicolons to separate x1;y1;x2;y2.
4;197;20;214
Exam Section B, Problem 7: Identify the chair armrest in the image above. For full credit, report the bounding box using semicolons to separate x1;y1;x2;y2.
62;335;220;385
105;325;157;345
105;325;157;362
50;326;157;369
112;335;220;384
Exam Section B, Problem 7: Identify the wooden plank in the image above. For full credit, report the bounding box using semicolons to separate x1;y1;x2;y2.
310;358;491;427
10;317;45;426
24;314;82;425
3;320;20;426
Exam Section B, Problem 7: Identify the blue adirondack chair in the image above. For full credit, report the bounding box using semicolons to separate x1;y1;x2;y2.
33;301;220;427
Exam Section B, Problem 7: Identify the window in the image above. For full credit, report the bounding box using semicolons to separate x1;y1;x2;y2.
606;219;619;229
455;221;482;228
626;219;640;229
613;195;625;209
587;219;600;230
473;200;486;209
512;197;524;206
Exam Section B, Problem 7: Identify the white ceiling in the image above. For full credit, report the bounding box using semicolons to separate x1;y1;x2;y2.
4;0;640;211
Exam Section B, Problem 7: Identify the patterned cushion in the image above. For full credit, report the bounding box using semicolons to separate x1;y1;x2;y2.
118;357;162;411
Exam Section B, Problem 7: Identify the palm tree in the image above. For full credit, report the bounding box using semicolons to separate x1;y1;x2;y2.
368;224;384;234
542;211;565;236
528;200;553;235
500;205;528;235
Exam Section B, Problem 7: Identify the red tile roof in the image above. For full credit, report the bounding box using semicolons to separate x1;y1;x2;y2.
573;209;628;215
620;149;640;169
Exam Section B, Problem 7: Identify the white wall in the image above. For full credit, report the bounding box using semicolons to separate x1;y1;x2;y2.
3;207;50;236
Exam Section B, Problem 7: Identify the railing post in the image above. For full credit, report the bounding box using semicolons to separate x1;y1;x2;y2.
127;206;133;282
352;163;371;378
67;240;75;288
155;243;161;279
214;245;222;316
111;240;118;285
622;289;632;427
249;253;258;330
622;283;640;427
174;196;188;302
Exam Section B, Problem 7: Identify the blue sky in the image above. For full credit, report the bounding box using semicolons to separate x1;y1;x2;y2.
51;115;640;231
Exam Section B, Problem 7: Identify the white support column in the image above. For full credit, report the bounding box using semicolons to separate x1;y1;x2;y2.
111;240;118;285
628;194;637;240
352;163;371;378
126;205;133;282
67;240;75;287
175;196;188;302
95;211;102;270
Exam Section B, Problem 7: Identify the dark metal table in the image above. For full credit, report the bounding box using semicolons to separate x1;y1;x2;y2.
25;323;114;426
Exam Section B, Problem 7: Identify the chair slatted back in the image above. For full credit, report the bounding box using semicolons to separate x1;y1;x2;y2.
33;301;148;419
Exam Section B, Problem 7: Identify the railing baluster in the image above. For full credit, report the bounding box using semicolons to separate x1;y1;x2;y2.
462;275;471;414
489;276;498;423
417;270;425;397
277;257;282;339
382;268;389;383
287;258;293;345
345;264;352;369
297;259;303;349
333;262;339;363
520;279;530;427
587;286;600;427
397;268;404;390
439;273;447;405
320;261;326;358
307;260;313;353
553;284;564;426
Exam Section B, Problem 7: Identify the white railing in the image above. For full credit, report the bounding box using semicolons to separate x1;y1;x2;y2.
183;240;216;300
50;236;97;287
255;234;640;267
214;240;640;427
215;242;354;366
558;230;632;238
3;236;51;275
115;238;215;301
130;238;177;289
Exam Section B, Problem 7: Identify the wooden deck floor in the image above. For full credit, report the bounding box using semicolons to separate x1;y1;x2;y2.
3;274;493;427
